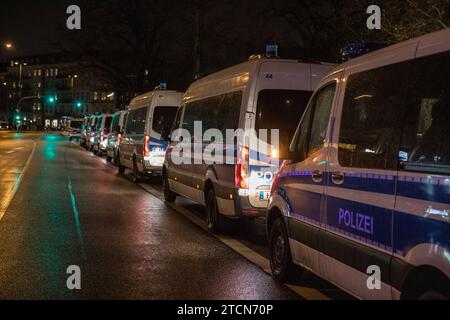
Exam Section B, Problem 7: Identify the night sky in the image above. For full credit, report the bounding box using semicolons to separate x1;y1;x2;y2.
1;0;75;56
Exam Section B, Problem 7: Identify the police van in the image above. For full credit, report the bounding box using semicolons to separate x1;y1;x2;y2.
67;118;83;141
267;29;450;300
117;87;182;181
92;113;113;156
163;51;335;232
85;114;100;151
106;110;128;165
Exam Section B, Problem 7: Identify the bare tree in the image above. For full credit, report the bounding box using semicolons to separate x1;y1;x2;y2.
382;0;450;41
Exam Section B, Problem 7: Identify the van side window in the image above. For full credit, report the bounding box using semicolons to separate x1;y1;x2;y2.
338;62;411;170
399;51;450;175
307;83;336;156
126;108;147;135
182;91;242;138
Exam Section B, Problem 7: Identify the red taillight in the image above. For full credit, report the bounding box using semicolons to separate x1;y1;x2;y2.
235;146;249;189
143;135;150;157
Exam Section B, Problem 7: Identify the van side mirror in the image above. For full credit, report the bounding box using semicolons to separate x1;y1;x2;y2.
160;126;171;141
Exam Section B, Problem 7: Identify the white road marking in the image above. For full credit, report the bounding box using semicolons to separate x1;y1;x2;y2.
0;140;37;220
137;183;331;300
5;150;15;154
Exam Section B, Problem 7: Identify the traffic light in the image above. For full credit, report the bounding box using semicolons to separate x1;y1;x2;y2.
47;95;57;104
15;115;20;121
76;101;83;108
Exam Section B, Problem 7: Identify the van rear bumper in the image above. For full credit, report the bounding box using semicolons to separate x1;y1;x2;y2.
215;186;266;217
225;189;266;217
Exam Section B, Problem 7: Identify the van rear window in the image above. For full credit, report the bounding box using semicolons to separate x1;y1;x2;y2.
255;90;312;144
152;107;179;135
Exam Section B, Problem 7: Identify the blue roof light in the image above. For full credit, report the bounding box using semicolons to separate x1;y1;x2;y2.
341;43;387;62
265;45;279;58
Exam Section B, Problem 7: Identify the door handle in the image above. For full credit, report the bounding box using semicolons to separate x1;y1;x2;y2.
312;170;323;183
331;171;344;185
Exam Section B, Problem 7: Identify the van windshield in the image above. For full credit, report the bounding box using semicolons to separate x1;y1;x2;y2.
255;89;312;145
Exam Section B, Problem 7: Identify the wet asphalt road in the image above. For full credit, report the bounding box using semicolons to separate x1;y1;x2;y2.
0;132;301;299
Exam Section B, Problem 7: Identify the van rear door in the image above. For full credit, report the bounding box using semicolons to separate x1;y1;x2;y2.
248;61;313;209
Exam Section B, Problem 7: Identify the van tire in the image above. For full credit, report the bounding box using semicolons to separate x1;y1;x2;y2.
269;217;299;282
206;188;224;233
113;151;119;167
163;173;176;203
132;158;141;183
117;153;125;174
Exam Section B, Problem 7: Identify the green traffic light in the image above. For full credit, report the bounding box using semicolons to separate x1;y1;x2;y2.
76;102;82;108
16;115;20;120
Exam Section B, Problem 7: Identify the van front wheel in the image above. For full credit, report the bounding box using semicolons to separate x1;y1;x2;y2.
117;153;125;174
206;188;224;233
163;173;176;203
269;218;299;282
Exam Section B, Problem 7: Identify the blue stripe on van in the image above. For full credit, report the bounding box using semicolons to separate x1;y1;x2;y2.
397;178;450;204
149;137;169;148
326;196;393;251
393;211;450;256
282;171;450;204
288;196;449;255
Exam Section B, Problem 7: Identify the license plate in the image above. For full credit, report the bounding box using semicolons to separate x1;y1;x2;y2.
259;191;270;201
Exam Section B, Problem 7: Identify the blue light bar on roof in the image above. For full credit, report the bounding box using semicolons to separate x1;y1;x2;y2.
266;45;279;58
341;43;387;61
160;83;167;90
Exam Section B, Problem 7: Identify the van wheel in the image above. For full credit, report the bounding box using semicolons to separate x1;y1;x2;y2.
117;153;125;174
206;188;224;233
269;218;299;282
113;151;119;167
163;173;176;203
132;158;141;183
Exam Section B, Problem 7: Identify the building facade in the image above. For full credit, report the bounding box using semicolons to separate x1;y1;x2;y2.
2;53;116;129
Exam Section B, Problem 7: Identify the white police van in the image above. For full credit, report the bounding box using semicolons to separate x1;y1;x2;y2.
163;48;335;232
117;86;182;181
267;29;450;300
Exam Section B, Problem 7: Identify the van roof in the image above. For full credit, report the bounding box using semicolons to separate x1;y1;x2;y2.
191;58;334;86
185;58;336;101
330;28;450;75
129;89;183;109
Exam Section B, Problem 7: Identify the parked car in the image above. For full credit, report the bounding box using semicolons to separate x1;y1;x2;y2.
67;118;84;141
117;88;182;181
163;54;335;232
267;28;450;300
92;114;113;156
0;121;9;130
106;110;128;165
